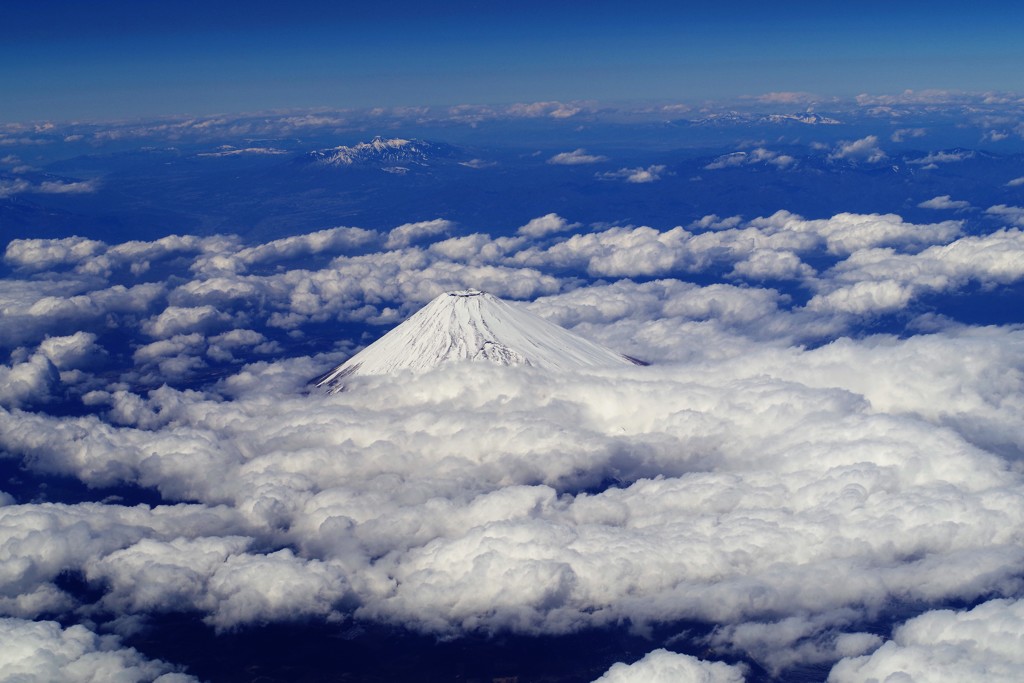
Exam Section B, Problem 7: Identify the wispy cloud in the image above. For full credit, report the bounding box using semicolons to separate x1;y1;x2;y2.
986;204;1024;226
35;179;99;194
918;195;971;210
751;91;820;105
705;148;795;170
908;150;974;165
891;128;926;142
196;146;289;157
547;148;608;165
458;158;497;169
597;164;667;183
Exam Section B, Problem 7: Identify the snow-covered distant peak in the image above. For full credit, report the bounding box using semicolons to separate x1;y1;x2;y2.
307;136;458;167
316;289;644;392
765;113;842;125
687;112;842;126
359;136;412;153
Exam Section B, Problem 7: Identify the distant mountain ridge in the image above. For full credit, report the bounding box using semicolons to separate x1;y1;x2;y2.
305;136;463;168
685;112;842;126
316;289;644;392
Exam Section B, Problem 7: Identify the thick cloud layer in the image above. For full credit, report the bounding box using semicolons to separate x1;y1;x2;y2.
594;650;746;683
0;618;196;682
828;599;1024;683
2;209;1024;679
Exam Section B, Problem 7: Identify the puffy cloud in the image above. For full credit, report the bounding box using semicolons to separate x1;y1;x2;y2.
918;195;971;210
986;204;1024;226
3;210;1024;679
0;499;243;615
4;236;106;271
524;279;807;360
4;233;228;278
429;233;525;264
829;599;1024;683
808;229;1024;314
206;329;279;362
505;101;582;119
201;249;565;328
548;149;609;165
90;234;233;278
513;212;960;279
132;333;208;380
232;226;379;270
690;214;743;231
0;352;59;409
593;650;746;683
200;549;350;630
21;283;164;321
0;618;195;682
5;328;1024;652
383;219;452;250
37;332;102;370
86;538;350;630
141;305;234;339
773;210;953;256
730;249;814;280
1006;176;1024;187
513;225;696;277
830;136;887;163
516;213;580;238
710;614;883;676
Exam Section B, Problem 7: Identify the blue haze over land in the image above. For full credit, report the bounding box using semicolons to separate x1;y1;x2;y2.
3;1;1024;121
3;3;1024;682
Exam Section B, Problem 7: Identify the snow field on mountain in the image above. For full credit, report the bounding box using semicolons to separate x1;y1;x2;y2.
316;289;639;391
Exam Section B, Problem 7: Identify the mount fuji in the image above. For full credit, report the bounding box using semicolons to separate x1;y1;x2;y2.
316;289;645;392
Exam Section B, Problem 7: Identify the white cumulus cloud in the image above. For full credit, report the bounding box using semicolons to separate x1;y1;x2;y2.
829;599;1024;683
2;210;1024;679
516;213;581;238
0;618;195;682
548;149;609;165
593;649;747;683
830;135;887;163
384;219;453;250
918;195;971;210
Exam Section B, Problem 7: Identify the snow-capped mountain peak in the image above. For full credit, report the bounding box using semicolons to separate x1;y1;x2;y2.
306;136;458;167
316;289;644;392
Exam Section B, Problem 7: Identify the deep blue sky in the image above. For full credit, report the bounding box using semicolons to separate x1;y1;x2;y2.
2;0;1023;122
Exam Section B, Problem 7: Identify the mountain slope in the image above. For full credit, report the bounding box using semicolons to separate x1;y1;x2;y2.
316;289;643;392
305;136;462;168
